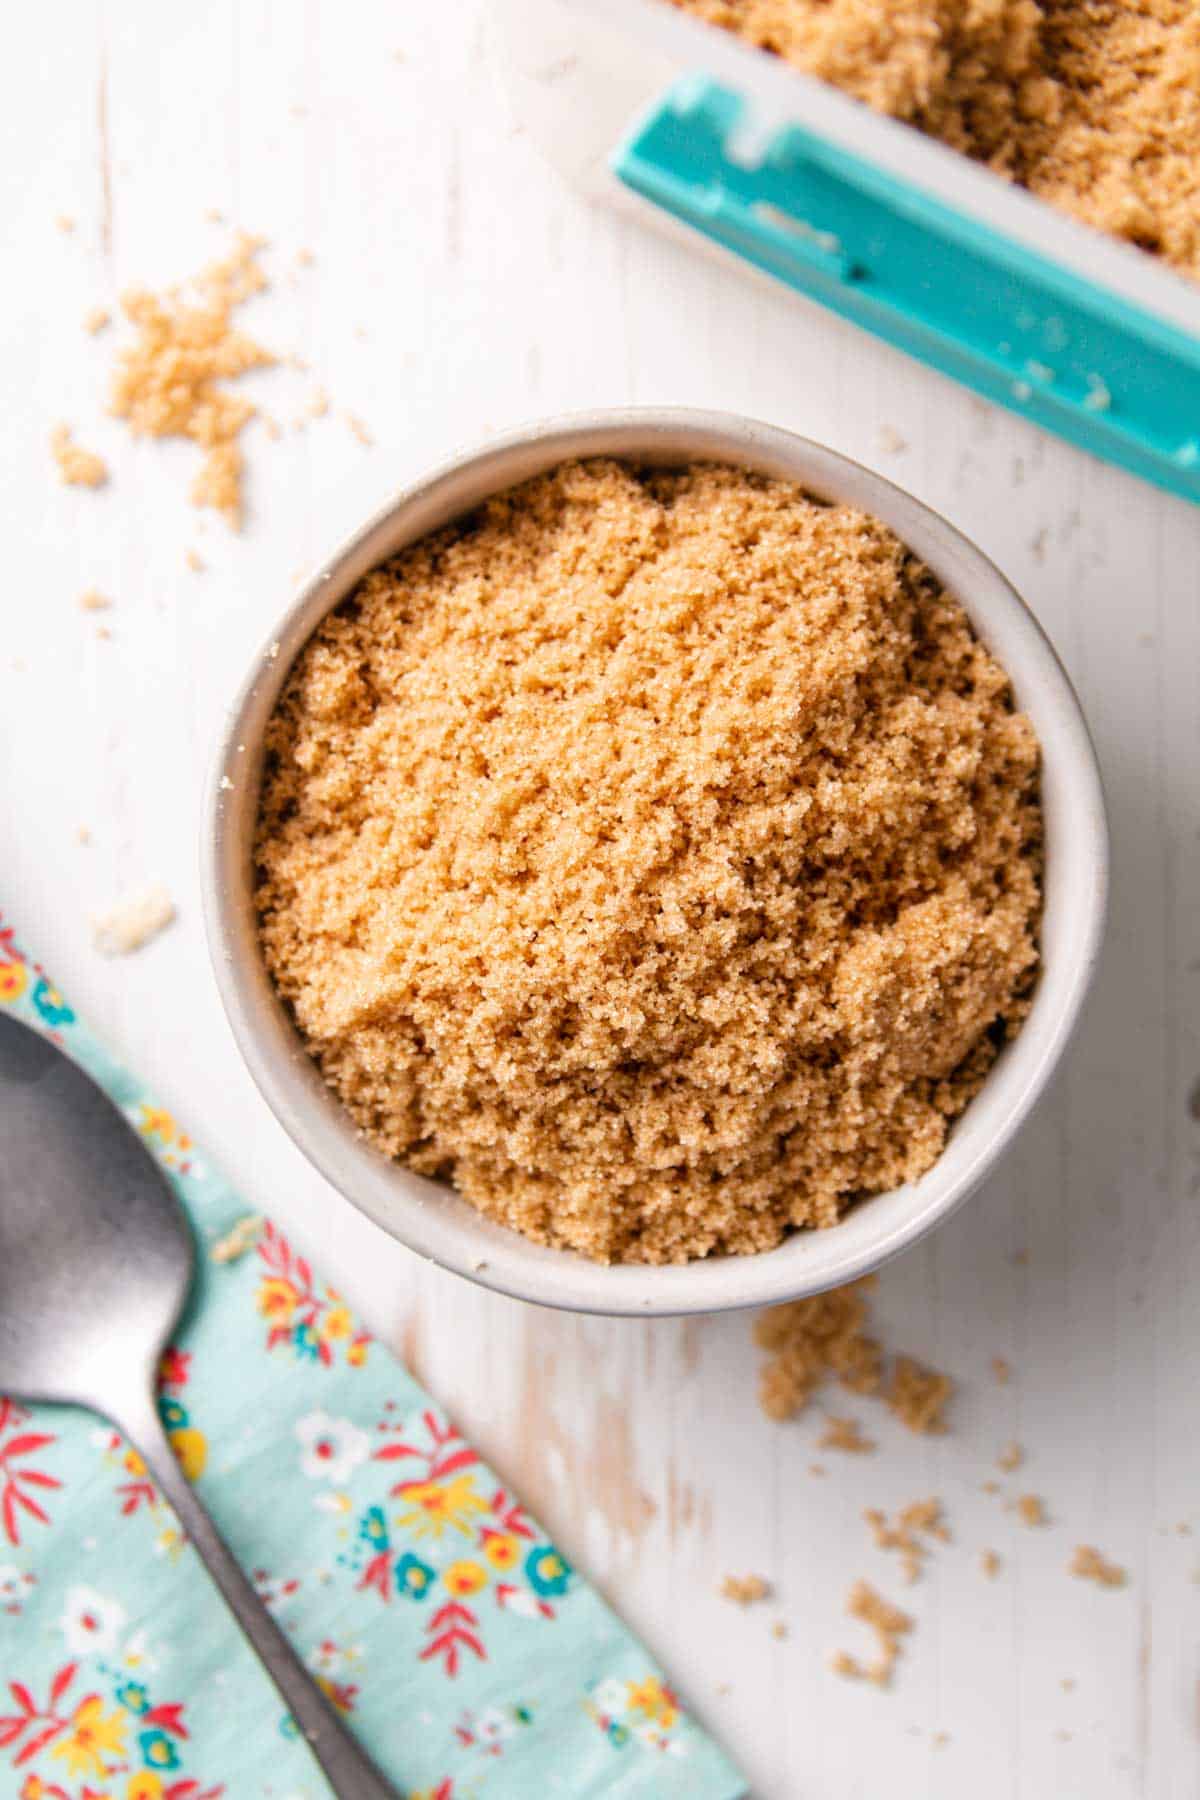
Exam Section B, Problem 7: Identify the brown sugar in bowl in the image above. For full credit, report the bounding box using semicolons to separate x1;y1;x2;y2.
202;409;1108;1317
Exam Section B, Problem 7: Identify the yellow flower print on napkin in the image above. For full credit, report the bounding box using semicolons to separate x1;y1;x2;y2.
443;1559;488;1598
397;1473;488;1541
51;1695;127;1779
627;1675;679;1729
257;1275;300;1327
127;1773;165;1799
0;961;28;1003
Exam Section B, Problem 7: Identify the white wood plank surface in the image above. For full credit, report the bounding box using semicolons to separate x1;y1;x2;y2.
2;5;1197;1795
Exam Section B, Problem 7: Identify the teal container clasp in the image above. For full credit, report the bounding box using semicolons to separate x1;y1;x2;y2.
613;78;1200;505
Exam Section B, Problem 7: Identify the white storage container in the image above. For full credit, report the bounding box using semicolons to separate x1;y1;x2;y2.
500;0;1200;503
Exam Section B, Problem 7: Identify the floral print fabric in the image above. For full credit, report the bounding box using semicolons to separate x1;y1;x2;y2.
0;924;744;1800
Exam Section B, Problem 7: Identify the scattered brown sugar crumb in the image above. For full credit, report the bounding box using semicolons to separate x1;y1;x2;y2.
832;1581;913;1687
92;883;176;956
980;1548;1002;1579
345;410;373;446
79;589;111;612
1060;1676;1076;1691
256;460;1041;1264
51;424;108;489
108;232;276;529
719;1573;772;1606
757;1277;958;1430
866;1498;950;1582
307;387;329;420
56;213;75;233
1012;1248;1030;1266
185;548;206;573
819;1416;876;1455
1017;1493;1047;1528
95;625;113;642
887;1356;954;1435
982;1479;1001;1496
809;1463;827;1478
931;1731;951;1750
998;1441;1024;1473
666;1;1200;278
991;1356;1011;1385
297;247;316;267
82;305;111;335
770;1620;788;1640
1069;1544;1127;1588
756;1278;883;1420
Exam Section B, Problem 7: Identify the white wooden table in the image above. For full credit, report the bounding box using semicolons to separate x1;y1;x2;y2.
3;6;1198;1795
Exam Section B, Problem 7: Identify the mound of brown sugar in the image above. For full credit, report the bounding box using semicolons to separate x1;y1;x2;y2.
668;0;1200;277
256;458;1041;1263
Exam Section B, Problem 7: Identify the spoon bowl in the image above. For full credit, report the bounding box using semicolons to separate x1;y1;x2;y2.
0;1012;193;1413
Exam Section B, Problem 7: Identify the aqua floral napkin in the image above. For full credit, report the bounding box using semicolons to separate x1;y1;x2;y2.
0;920;744;1800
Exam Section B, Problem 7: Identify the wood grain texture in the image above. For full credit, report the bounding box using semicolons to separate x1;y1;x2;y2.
1;4;1197;1794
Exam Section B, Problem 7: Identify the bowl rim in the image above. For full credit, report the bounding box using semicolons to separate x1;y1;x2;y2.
201;406;1109;1317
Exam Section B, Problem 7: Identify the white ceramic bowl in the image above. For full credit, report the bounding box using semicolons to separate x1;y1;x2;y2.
202;409;1108;1316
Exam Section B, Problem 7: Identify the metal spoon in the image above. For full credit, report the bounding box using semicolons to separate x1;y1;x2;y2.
0;1009;396;1799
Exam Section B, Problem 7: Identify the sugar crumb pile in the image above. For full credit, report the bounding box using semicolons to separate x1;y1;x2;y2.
755;1276;955;1430
819;1415;875;1455
51;423;108;489
719;1573;773;1605
668;0;1200;277
257;458;1041;1264
831;1580;913;1686
109;231;276;528
1069;1544;1127;1588
864;1497;949;1584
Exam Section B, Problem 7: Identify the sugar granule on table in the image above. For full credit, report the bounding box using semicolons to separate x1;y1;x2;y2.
79;589;111;612
886;1355;953;1434
51;423;108;489
1069;1544;1127;1588
830;1580;913;1687
91;883;176;956
998;1440;1024;1472
1016;1493;1047;1528
82;305;111;335
108;231;277;530
819;1416;876;1455
719;1574;773;1606
980;1548;1002;1579
864;1498;949;1584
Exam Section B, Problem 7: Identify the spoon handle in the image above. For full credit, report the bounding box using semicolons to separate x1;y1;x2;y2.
118;1387;398;1800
